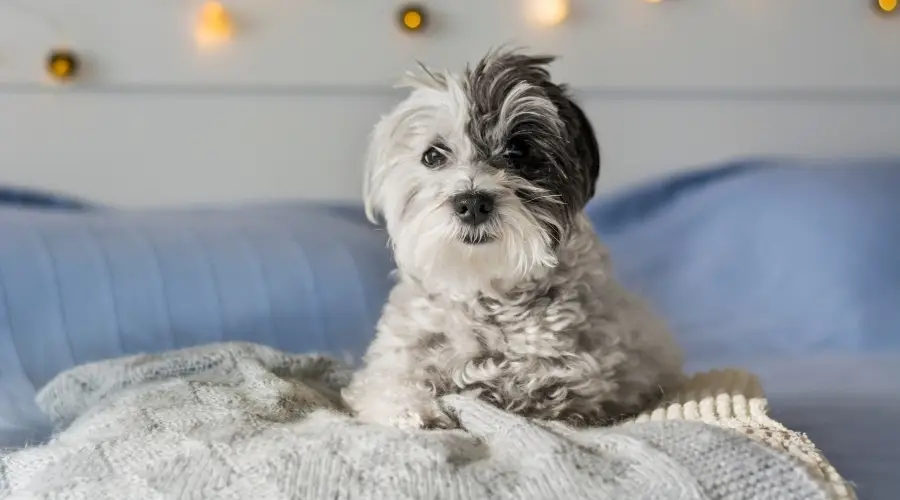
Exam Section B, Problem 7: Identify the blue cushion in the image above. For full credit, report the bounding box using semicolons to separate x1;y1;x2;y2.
0;202;394;447
588;158;900;500
588;158;900;360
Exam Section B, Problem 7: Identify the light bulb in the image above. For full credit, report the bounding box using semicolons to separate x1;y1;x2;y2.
46;49;79;82
527;0;570;27
195;1;234;47
398;4;428;33
875;0;898;14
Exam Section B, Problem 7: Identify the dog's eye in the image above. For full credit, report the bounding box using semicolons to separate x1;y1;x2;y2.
421;146;448;168
504;139;530;161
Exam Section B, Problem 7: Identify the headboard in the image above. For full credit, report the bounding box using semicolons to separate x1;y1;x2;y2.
1;0;898;207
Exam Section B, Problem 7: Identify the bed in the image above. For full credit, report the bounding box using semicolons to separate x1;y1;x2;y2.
1;158;898;498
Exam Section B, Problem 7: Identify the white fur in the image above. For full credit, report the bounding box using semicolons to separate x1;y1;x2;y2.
344;60;683;430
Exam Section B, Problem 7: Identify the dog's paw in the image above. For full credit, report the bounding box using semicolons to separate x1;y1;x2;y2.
419;403;457;430
357;399;456;431
389;410;432;430
398;409;455;431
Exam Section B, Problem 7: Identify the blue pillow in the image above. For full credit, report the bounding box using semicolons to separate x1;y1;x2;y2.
0;202;394;447
588;158;900;362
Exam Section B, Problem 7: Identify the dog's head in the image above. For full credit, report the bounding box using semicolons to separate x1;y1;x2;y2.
364;49;600;294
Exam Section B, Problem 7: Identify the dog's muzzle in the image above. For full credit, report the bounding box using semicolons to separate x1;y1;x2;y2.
450;191;496;244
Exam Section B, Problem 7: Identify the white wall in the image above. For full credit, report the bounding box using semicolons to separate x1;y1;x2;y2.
1;0;898;207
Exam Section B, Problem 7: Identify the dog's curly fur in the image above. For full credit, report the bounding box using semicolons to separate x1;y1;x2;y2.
342;49;684;430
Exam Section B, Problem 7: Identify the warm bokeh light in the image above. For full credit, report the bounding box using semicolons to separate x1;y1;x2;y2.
398;5;427;32
403;11;422;30
195;1;234;47
527;0;570;27
46;49;79;81
876;0;898;14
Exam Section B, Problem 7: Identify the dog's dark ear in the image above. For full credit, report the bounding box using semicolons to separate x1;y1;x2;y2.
560;97;601;202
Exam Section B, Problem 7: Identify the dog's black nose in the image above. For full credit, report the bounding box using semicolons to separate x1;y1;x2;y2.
451;192;495;226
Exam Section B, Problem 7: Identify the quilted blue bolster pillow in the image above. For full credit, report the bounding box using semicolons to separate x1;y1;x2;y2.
0;199;394;445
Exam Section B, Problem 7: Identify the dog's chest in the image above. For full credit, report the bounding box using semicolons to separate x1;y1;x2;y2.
410;290;600;416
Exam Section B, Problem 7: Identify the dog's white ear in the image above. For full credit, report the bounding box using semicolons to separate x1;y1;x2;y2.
362;110;400;224
362;128;385;224
364;62;444;225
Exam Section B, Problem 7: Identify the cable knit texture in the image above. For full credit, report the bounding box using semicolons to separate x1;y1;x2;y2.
0;342;852;500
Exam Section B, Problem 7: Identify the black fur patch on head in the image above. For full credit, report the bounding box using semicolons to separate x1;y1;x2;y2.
463;49;601;237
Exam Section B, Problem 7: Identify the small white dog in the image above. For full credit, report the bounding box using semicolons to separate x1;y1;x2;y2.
343;50;683;430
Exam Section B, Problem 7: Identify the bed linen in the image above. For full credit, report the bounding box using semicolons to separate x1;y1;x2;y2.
0;342;850;500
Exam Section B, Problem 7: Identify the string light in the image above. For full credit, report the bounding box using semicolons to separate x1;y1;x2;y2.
12;0;894;84
526;0;569;27
398;4;427;33
195;1;234;46
874;0;898;14
46;48;79;81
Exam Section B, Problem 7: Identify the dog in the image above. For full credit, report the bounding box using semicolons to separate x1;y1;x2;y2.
342;49;683;430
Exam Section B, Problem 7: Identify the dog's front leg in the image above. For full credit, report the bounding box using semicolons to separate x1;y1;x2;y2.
342;345;454;431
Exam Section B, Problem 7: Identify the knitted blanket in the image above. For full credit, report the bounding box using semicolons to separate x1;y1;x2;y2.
0;342;854;500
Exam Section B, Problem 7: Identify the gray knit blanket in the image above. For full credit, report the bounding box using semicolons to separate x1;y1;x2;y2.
0;342;848;500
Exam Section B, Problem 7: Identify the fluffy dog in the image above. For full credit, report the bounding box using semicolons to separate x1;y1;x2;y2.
342;50;683;430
